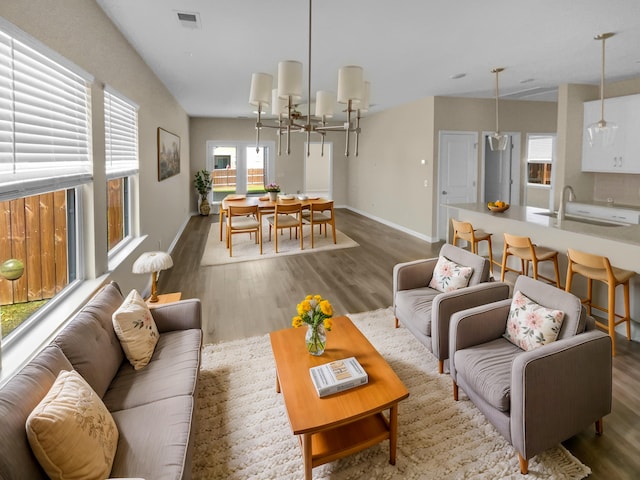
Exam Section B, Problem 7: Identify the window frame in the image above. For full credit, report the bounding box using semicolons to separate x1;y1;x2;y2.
526;134;556;188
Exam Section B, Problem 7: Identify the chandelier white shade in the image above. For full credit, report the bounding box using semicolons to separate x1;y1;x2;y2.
587;32;617;148
248;0;369;157
489;67;508;151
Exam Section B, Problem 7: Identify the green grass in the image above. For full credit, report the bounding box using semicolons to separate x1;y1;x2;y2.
214;185;266;193
1;300;48;338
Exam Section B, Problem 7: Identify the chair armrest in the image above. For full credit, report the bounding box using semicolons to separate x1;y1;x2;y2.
393;258;437;294
510;330;612;459
150;298;202;333
449;300;511;380
431;282;511;362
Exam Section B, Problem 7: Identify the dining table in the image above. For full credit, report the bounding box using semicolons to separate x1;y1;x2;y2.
220;194;329;244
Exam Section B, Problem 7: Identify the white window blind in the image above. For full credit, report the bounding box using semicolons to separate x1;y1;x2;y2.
527;135;554;163
104;87;138;179
0;26;92;201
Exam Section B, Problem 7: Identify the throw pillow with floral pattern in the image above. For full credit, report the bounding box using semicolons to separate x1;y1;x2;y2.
428;256;473;293
504;290;565;351
112;289;159;369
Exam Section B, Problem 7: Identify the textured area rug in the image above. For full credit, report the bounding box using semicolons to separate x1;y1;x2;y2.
193;308;591;479
200;223;359;266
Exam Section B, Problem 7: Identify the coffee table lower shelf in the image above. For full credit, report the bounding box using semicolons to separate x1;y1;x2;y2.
301;411;393;469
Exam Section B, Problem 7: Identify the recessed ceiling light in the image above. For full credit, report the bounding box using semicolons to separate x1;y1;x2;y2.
520;78;535;84
450;73;466;80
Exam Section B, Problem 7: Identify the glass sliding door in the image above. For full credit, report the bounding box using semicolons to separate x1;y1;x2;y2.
211;146;237;202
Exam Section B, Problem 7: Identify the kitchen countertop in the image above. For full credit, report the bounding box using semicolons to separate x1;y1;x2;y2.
449;203;640;248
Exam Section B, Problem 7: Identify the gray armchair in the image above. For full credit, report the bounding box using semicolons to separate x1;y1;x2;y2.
393;243;510;373
449;275;612;474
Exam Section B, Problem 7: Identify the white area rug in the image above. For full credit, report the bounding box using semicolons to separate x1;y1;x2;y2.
193;308;591;479
200;223;359;266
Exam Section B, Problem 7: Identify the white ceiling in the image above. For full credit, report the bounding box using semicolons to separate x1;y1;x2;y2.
95;0;640;119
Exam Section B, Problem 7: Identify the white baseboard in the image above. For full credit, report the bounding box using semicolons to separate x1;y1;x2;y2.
343;206;440;243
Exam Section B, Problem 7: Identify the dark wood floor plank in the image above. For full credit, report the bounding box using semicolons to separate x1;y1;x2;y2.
160;208;640;480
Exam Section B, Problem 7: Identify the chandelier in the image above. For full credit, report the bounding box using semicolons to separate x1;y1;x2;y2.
587;32;617;148
488;67;508;151
248;0;369;157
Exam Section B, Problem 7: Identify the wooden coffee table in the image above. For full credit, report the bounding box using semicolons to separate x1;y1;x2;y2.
269;316;409;479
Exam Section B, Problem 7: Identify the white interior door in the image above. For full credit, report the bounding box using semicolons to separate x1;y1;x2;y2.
438;131;478;240
481;132;521;206
304;142;332;198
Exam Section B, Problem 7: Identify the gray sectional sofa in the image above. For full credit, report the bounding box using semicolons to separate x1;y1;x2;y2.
0;282;202;479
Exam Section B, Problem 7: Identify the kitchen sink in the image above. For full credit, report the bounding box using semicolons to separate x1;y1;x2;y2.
534;211;628;227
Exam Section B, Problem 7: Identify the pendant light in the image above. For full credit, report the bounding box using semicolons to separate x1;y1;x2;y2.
587;32;617;148
489;67;508;151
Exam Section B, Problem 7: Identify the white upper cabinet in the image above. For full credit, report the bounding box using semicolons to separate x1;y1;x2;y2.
582;94;640;173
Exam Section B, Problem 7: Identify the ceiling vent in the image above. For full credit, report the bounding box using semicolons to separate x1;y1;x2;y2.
176;11;200;29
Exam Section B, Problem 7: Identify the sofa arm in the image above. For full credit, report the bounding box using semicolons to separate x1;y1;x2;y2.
431;282;511;363
510;330;612;460
150;298;202;333
393;258;437;294
449;300;511;380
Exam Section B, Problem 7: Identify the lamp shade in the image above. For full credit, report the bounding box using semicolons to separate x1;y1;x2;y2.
277;60;303;100
132;251;173;274
249;73;273;106
353;81;370;112
271;88;288;116
315;90;334;118
337;65;363;104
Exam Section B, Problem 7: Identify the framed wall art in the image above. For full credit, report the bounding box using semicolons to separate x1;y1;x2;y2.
157;127;181;181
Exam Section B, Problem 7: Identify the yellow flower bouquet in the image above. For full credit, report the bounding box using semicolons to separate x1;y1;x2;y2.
292;294;333;355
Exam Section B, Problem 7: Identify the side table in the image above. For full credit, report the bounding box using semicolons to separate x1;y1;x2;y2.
146;292;182;308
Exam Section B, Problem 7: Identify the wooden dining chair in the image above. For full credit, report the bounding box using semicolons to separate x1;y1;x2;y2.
451;218;495;274
226;204;261;257
267;202;303;253
307;201;336;248
219;205;228;241
500;233;561;287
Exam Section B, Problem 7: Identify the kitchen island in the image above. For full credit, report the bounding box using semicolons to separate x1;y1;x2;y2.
447;203;640;340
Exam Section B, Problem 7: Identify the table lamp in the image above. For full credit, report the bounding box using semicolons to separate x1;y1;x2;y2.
132;251;173;302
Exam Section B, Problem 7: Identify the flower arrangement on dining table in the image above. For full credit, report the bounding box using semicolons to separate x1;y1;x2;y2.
292;295;333;355
265;182;281;193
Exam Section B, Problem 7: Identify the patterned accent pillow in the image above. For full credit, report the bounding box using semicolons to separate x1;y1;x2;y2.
26;370;118;480
112;289;159;370
428;256;474;293
504;290;565;351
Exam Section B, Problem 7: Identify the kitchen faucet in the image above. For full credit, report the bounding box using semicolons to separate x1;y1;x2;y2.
558;185;576;222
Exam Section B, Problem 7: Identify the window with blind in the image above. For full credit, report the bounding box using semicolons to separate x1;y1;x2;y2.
0;20;91;341
104;88;138;252
526;134;555;186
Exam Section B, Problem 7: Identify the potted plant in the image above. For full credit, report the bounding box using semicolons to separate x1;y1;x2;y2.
265;182;280;201
194;170;213;215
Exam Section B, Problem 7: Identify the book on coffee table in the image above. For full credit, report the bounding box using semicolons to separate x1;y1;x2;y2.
309;357;368;398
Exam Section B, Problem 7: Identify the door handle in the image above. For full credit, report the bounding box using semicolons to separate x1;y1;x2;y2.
442;191;447;195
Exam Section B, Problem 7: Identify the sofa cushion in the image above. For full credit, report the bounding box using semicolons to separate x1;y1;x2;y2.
428;256;473;293
0;345;72;480
504;290;565;351
26;370;118;480
103;329;202;412
53;283;125;397
112;289;159;370
110;395;194;480
454;338;522;412
394;287;440;337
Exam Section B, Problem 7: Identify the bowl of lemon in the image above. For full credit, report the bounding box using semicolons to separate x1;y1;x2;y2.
487;200;509;212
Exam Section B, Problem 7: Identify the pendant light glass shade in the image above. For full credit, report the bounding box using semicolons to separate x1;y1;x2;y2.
587;33;616;148
489;67;508;151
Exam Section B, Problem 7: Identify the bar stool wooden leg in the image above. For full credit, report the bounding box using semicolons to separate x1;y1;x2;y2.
553;256;561;288
624;281;631;340
487;237;494;274
500;244;509;282
586;279;593;316
608;281;617;357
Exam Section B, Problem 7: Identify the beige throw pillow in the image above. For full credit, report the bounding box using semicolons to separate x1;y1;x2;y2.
26;370;119;480
112;289;159;370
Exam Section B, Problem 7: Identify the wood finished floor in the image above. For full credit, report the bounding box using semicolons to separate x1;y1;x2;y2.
160;208;640;479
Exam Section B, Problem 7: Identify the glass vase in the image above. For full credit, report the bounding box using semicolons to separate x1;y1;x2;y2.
305;323;326;356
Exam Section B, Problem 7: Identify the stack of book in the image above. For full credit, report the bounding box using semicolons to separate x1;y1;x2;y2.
309;357;368;398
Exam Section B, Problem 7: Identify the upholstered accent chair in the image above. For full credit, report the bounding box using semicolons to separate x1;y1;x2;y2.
393;243;511;374
449;275;612;474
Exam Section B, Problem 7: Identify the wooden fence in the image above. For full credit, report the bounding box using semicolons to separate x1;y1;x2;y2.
0;191;68;306
212;168;265;187
107;178;125;250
